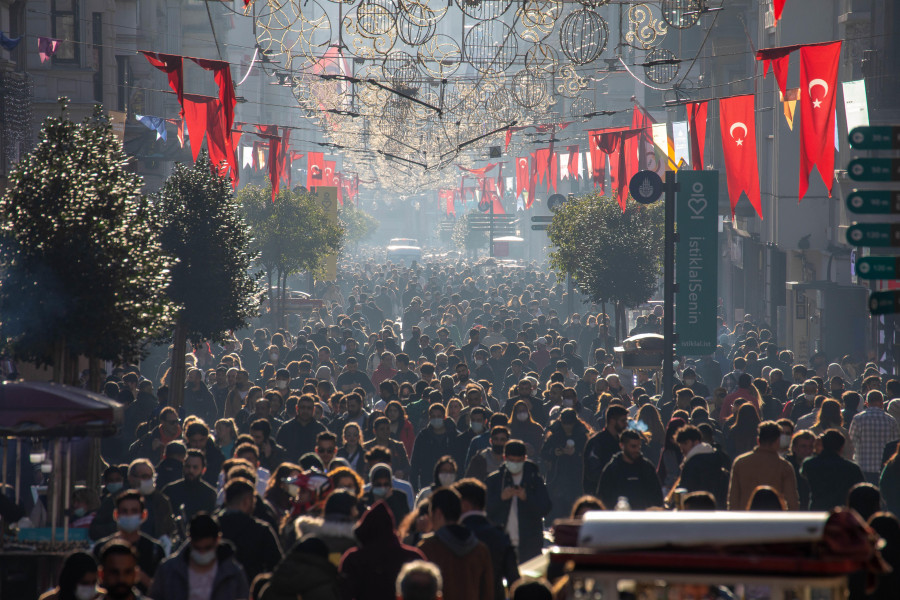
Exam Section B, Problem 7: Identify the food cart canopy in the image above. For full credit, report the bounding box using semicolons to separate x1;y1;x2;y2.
0;382;123;437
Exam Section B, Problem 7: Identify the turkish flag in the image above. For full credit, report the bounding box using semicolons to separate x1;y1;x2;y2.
587;130;607;189
307;152;324;189
324;160;336;185
527;152;537;209
567;145;579;179
535;148;558;192
799;40;841;201
515;156;528;198
774;0;787;23
686;101;708;170
756;46;793;96
719;94;762;218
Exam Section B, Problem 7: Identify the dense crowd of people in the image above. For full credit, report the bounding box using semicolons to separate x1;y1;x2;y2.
14;256;900;599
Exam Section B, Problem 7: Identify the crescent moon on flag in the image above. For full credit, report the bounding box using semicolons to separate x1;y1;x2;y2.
729;122;748;139
518;158;527;168
808;78;829;98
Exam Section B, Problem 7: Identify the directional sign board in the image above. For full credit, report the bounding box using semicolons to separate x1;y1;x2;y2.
846;224;900;247
846;190;900;214
856;257;900;280
532;225;549;231
870;291;900;315
847;158;900;182
849;126;900;150
531;216;553;222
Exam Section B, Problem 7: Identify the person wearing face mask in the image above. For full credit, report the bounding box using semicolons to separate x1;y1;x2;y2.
91;491;166;593
541;409;590;520
409;404;459;491
90;460;176;546
365;409;413;475
101;466;127;502
39;550;100;600
149;513;249;600
362;464;410;522
679;367;710;399
414;455;459;505
471;349;495;386
466;425;510;482
485;440;551;562
508;400;545;459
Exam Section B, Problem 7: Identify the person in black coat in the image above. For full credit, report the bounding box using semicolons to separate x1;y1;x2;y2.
801;429;865;511
668;425;730;508
160;450;217;523
582;405;628;495
541;410;590;520
155;441;187;492
597;430;664;510
184;421;226;488
485;440;552;562
216;479;283;582
183;368;219;426
409;406;459;491
276;394;329;462
455;478;519;600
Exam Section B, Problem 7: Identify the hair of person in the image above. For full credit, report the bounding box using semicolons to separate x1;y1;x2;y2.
185;448;207;466
432;455;457;483
509;578;554;600
452;478;487;510
570;495;605;518
605;404;628;422
675;425;702;444
224;478;255;506
428;487;462;522
848;483;882;522
819;429;846;454
747;486;787;511
99;540;138;564
682;491;717;511
57;550;98;594
365;445;392;464
329;466;365;498
619;429;642;444
188;512;220;540
757;421;782;445
235;443;259;463
504;439;527;457
164;440;187;458
396;559;443;600
127;458;154;478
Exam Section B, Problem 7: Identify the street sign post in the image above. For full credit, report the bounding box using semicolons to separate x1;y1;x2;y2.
847;158;900;182
869;291;900;315
856;257;900;280
846;190;900;214
846;224;900;247
849;126;900;150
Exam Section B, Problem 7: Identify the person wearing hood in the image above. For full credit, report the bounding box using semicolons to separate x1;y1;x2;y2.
149;513;249;600
485;440;552;562
409;404;459;491
216;479;283;582
667;425;729;508
362;464;410;522
417;488;493;600
260;536;340;600
294;490;360;565
541;408;590;520
339;501;426;600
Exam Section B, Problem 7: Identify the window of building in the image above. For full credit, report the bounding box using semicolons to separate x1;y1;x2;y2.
51;0;79;63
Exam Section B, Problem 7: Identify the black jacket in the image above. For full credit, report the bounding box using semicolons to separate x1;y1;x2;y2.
485;461;552;562
162;477;217;523
216;509;283;581
597;452;663;510
276;418;328;462
582;429;619;495
801;450;865;511
409;420;459;490
678;446;729;508
461;513;519;600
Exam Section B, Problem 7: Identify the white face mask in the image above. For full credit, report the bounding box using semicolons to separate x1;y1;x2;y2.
562;398;574;408
804;393;815;402
270;353;279;362
191;547;217;566
138;479;155;496
276;381;288;390
505;460;524;475
471;421;484;434
438;472;456;487
516;412;529;422
75;584;99;600
475;359;484;367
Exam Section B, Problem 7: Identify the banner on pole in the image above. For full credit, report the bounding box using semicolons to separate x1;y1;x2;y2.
676;170;719;355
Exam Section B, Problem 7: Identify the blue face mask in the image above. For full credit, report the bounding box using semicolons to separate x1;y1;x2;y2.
106;482;124;495
372;486;388;497
430;418;444;429
117;514;142;533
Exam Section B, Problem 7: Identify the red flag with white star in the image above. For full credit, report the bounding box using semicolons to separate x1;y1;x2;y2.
798;40;841;201
719;94;762;219
515;156;528;199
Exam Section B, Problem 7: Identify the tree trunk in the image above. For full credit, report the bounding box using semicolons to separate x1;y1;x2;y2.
170;317;188;409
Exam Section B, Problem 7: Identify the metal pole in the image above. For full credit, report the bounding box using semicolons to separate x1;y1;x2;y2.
663;170;678;404
489;180;495;258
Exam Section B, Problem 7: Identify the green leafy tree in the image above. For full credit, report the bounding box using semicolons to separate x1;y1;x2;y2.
238;182;344;327
452;211;488;256
548;193;664;340
157;152;262;406
0;100;175;386
339;204;378;248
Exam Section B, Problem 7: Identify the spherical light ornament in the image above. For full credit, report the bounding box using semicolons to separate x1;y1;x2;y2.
357;0;397;38
455;0;512;21
644;47;679;84
569;96;593;120
417;34;461;78
397;1;439;46
464;20;518;74
558;9;608;65
524;43;559;76
512;69;546;109
382;51;421;88
661;0;701;29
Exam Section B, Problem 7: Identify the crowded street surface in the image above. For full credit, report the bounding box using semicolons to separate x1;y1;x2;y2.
0;0;897;599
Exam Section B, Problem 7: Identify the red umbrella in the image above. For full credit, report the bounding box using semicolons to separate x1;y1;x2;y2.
0;381;123;437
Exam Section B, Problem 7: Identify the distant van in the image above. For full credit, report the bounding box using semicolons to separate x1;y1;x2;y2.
386;238;422;264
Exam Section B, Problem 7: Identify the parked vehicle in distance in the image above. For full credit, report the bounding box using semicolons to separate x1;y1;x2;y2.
387;238;422;264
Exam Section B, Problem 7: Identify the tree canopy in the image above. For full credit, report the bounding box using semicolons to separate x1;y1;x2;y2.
548;193;664;308
157;152;261;342
452;211;488;254
238;182;344;281
340;204;378;248
0;101;175;371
